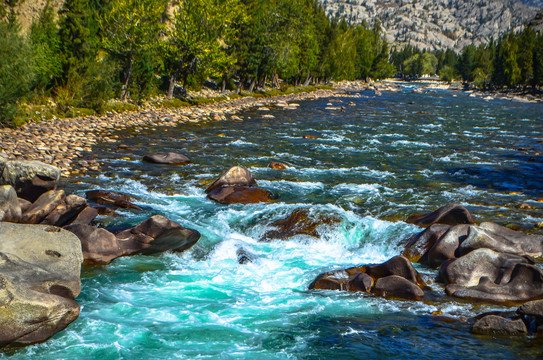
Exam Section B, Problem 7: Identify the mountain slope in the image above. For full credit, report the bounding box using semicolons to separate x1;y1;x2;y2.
319;0;539;50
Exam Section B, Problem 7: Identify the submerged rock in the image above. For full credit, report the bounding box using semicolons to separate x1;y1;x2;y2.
205;166;257;194
471;314;527;336
208;186;274;204
142;152;191;165
0;222;83;348
86;190;142;210
407;203;475;227
0;159;60;202
261;208;341;241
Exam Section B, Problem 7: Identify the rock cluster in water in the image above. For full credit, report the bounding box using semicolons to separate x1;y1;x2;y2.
0;160;201;349
205;166;275;204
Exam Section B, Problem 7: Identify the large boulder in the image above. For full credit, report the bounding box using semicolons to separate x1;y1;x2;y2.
446;262;543;304
402;224;451;262
68;206;98;226
86;190;142;210
406;203;475;227
260;208;341;241
517;299;543;319
65;224;121;265
115;215;201;255
205;166;257;194
0;185;21;222
0;159;60;202
21;190;66;224
471;314;527;336
458;222;543;258
207;186;274;204
424;225;470;268
0;222;83;348
143;152;191;165
439;248;533;287
372;275;425;300
309;256;425;300
41;194;88;227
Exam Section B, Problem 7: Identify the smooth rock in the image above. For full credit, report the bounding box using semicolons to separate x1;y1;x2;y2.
0;222;83;347
22;190;66;224
142;152;191;165
261;208;340;241
41;194;87;227
364;255;425;287
68;206;98;226
18;198;32;213
0;159;60;202
472;315;527;335
458;222;543;257
205;166;257;194
372;275;425;300
207;186;274;204
517;299;543;319
65;224;121;265
0;185;21;222
403;224;451;262
406;203;475;227
115;215;201;255
86;190;142;210
424;225;470;268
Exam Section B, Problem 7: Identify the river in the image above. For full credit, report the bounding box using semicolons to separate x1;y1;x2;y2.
6;86;543;359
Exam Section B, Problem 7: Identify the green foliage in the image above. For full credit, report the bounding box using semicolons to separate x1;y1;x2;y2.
439;65;456;83
0;22;34;127
403;52;437;77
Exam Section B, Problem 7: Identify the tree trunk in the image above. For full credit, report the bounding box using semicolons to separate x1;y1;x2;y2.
248;78;256;92
222;75;227;93
182;73;188;98
303;75;311;86
236;76;244;94
273;73;279;88
121;56;133;101
167;71;177;99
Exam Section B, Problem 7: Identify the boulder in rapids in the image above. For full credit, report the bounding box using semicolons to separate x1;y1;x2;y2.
424;225;470;268
64;224;121;265
471;314;527;336
205;166;257;194
207;186;275;204
0;159;60;202
0;222;83;348
86;190;142;210
457;222;543;258
406;203;475;227
142;152;191;165
403;224;451;262
371;275;425;300
22;189;66;224
269;161;288;170
260;208;341;241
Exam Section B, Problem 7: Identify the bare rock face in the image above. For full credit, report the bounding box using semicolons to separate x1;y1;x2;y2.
0;159;60;202
143;152;191;165
407;203;475;227
0;222;83;348
0;185;21;222
205;166;257;194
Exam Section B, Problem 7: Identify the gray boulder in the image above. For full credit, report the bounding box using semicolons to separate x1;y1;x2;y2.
372;275;425;300
403;224;451;262
0;222;83;348
458;222;543;257
0;159;60;202
471;314;527;335
406;203;475;227
0;185;21;222
424;224;470;268
143;152;191;165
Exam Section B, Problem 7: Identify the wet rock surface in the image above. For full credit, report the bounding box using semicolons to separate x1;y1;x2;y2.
261;208;341;241
142;152;191;165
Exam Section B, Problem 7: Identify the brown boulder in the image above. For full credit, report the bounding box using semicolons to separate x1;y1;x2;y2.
403;224;451;262
406;203;475;227
65;224;121;265
364;255;425;287
207;186;274;204
372;275;425;300
205;166;257;194
68;206;98;226
86;190;142;210
41;194;87;227
269;161;288;170
261;208;341;241
22;190;66;224
142;152;191;165
18;198;32;213
115;215;201;255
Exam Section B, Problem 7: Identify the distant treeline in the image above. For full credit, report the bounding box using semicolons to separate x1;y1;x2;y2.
0;0;395;127
391;27;543;89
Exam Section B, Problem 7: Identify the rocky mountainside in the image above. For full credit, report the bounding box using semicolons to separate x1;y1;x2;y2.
319;0;540;50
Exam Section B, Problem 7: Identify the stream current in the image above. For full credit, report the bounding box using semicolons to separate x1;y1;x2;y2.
6;86;543;359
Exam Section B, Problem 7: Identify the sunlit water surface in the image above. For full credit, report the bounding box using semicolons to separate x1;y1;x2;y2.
5;87;543;359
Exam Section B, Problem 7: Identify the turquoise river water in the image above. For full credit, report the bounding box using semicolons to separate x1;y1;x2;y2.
4;86;543;359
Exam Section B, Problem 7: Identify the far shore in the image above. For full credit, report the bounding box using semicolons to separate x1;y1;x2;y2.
0;80;540;179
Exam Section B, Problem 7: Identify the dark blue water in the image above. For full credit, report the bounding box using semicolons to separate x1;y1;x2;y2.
5;87;543;359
